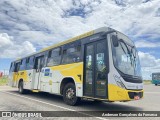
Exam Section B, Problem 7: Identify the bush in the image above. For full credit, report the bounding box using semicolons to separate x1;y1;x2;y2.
0;77;8;86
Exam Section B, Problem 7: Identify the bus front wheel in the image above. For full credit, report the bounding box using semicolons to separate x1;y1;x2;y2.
63;83;80;106
155;84;157;86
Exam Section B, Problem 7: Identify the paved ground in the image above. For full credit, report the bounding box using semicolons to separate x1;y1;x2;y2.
0;84;160;120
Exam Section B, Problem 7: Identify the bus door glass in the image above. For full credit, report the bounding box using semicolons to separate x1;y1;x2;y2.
13;62;21;86
84;39;108;99
33;56;44;89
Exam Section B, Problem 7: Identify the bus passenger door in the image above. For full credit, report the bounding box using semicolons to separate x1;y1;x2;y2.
84;40;108;99
13;62;21;87
33;56;44;89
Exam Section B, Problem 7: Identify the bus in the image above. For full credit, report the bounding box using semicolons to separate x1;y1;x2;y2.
152;73;160;86
9;27;143;105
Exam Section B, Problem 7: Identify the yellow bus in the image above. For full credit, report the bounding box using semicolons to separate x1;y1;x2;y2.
9;27;143;105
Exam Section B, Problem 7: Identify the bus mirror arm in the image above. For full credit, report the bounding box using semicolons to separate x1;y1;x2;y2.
112;35;119;47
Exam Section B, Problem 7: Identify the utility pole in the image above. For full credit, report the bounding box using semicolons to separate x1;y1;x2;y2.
4;69;5;77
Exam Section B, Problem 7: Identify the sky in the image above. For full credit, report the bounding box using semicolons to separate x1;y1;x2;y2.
0;0;159;79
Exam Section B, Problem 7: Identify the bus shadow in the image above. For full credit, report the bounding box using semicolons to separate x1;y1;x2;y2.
79;100;143;111
10;90;143;111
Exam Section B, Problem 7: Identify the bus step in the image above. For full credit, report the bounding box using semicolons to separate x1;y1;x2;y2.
32;90;39;93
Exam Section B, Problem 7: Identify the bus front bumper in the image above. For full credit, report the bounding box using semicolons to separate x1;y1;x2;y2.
108;84;144;101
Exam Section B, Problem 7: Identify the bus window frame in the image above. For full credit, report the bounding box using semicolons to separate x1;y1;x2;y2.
33;52;46;70
14;61;21;72
61;40;82;65
19;58;27;71
9;62;15;73
26;56;35;70
46;47;62;67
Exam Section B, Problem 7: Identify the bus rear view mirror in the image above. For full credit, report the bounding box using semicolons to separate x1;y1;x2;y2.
112;35;119;47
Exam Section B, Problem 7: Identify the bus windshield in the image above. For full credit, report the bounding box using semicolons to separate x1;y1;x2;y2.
112;35;141;77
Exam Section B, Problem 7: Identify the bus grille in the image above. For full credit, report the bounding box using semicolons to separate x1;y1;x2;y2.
128;92;143;99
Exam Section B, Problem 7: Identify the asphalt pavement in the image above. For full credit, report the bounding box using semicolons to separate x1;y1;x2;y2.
0;84;160;120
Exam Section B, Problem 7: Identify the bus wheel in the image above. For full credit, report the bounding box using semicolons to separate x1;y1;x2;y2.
155;84;157;86
63;83;80;106
18;81;26;94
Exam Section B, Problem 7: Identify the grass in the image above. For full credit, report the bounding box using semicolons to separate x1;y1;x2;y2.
143;80;152;84
0;77;153;86
0;77;8;86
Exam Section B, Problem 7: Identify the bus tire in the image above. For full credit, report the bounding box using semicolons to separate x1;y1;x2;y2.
18;81;27;94
155;84;157;86
63;83;80;106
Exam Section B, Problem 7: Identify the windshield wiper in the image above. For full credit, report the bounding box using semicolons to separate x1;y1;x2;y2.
119;41;127;55
131;47;137;74
119;39;134;66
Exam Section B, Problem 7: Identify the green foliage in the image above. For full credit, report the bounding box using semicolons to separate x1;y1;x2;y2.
0;77;8;86
143;80;151;84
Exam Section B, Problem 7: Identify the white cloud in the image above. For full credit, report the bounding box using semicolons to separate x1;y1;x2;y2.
0;0;159;79
136;40;160;48
0;0;159;49
138;51;160;80
0;33;36;58
0;33;13;48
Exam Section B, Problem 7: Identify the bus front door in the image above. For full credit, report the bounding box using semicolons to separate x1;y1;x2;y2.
84;40;108;99
33;56;44;89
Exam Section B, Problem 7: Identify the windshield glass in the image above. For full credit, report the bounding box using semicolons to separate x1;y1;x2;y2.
152;74;160;80
112;35;142;77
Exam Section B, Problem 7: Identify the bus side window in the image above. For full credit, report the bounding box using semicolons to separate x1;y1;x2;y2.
9;63;12;73
14;62;21;72
44;51;49;67
26;56;35;70
26;57;30;70
34;56;44;72
9;62;15;73
47;48;61;66
47;50;52;66
76;45;81;62
19;59;26;71
62;45;81;64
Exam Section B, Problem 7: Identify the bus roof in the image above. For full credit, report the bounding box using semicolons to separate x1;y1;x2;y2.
152;73;160;74
15;27;114;61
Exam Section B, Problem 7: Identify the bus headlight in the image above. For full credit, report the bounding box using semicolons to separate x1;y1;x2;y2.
114;75;126;89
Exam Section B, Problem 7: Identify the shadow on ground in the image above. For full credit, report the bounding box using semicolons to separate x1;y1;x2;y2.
10;90;143;112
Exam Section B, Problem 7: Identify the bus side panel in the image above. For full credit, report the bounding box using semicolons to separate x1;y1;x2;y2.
10;69;35;90
40;70;63;93
8;72;16;87
9;71;20;87
23;69;35;89
152;80;160;85
40;62;83;97
13;72;19;87
17;70;29;88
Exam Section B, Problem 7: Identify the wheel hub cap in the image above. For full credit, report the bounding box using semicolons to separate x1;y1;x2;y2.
66;88;74;99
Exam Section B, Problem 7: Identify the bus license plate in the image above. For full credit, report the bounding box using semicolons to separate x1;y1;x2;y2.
134;96;140;100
